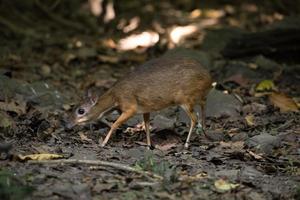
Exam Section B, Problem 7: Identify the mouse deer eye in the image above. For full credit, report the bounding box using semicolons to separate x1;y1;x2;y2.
77;108;85;115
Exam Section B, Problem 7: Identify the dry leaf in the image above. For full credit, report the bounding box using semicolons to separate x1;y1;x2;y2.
219;141;244;150
155;142;177;151
214;179;239;192
247;150;263;160
179;172;207;182
245;114;255;126
255;80;277;92
0;111;14;128
18;153;63;161
248;63;258;69
79;132;93;142
0;101;26;115
125;122;146;134
97;54;120;63
269;92;299;112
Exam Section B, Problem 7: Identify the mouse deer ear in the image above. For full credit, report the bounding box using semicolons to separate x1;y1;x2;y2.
87;89;98;105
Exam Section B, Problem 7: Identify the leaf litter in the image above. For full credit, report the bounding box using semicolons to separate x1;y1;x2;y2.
0;1;300;200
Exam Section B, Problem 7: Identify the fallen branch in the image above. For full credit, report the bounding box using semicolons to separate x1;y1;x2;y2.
28;159;163;181
35;0;86;32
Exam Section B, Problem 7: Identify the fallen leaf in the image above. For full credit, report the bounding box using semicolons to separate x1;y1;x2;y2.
155;142;177;151
219;141;244;151
247;150;263;160
179;172;207;182
152;131;181;151
0;101;26;115
269;92;299;112
18;153;64;161
97;54;120;63
0;111;14;128
125;122;145;134
79;132;93;142
214;179;239;192
248;63;258;69
255;80;277;92
245;114;255;126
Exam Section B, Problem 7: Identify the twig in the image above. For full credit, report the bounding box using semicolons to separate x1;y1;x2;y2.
35;0;85;32
0;15;41;38
28;159;163;181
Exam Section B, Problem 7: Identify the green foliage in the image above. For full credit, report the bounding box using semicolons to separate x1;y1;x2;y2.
134;152;177;182
0;169;34;200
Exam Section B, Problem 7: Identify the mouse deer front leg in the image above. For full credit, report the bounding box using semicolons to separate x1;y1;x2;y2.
101;108;136;147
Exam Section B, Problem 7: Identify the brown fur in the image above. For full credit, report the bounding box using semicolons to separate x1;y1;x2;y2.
67;56;213;148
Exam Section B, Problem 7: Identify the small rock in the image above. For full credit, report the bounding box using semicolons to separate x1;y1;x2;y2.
238;166;263;181
206;130;225;141
40;64;51;76
231;132;248;141
253;55;280;71
152;114;176;131
242;102;267;114
105;110;121;122
215;169;239;180
125;115;142;127
248;191;266;200
205;89;242;118
246;133;281;154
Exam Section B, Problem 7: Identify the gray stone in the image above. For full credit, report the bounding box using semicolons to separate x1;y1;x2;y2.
152;114;176;131
246;133;281;154
232;132;249;141
205;89;242;118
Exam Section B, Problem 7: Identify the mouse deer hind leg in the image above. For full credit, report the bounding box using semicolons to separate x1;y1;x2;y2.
200;99;206;129
143;113;151;149
199;97;208;137
181;104;197;148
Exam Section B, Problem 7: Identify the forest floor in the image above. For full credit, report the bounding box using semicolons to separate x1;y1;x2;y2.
0;1;299;199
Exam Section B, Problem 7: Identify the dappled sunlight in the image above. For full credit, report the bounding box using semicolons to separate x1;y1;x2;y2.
169;18;219;46
118;17;140;33
189;9;202;19
203;9;225;19
88;0;103;16
170;24;198;44
88;0;115;23
103;1;115;23
117;31;159;51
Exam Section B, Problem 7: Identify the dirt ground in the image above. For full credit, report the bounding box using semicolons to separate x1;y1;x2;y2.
0;1;299;199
